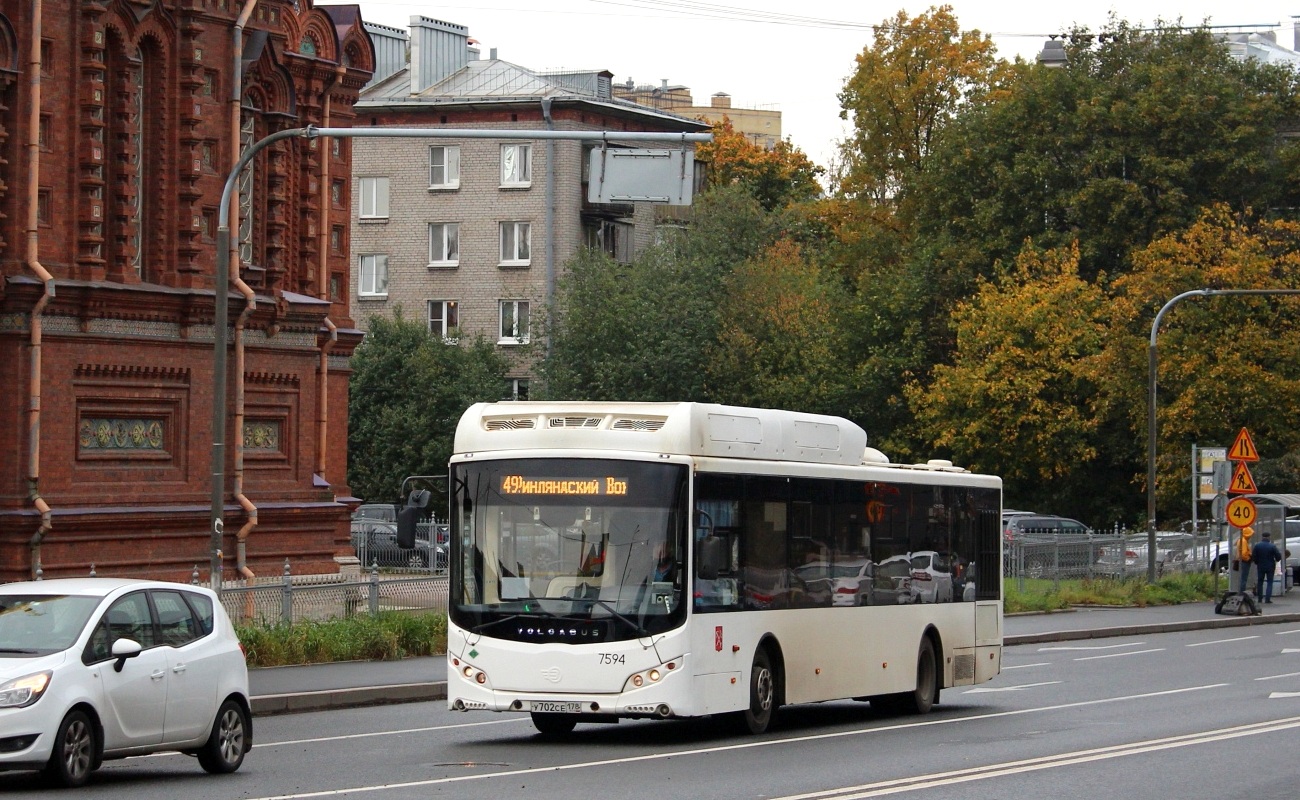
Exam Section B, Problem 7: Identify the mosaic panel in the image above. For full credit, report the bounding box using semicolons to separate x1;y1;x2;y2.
244;419;282;451
79;417;166;451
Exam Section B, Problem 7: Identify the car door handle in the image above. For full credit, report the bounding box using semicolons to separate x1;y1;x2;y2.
172;663;187;674
151;670;166;681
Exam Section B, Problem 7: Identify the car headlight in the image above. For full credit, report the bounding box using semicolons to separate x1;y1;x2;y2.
0;671;52;709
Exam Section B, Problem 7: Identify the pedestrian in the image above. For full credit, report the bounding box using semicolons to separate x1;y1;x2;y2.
1251;531;1283;604
1236;525;1255;593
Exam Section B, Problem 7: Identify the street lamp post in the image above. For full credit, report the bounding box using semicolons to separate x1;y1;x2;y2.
209;124;712;589
1146;288;1300;582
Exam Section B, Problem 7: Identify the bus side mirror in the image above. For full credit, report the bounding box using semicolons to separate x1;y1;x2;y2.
396;507;419;548
397;489;432;548
699;535;726;580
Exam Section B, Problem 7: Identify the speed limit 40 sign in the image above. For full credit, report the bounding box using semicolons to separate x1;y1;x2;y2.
1226;497;1257;529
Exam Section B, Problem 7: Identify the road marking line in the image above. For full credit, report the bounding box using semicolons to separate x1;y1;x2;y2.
1001;662;1050;670
1269;691;1300;698
1074;648;1164;661
260;717;528;748
1254;671;1300;681
965;681;1062;694
767;717;1300;800
1187;636;1259;647
233;683;1229;800
1037;642;1146;651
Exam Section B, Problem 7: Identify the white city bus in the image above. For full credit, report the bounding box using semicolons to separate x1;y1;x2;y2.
445;402;1003;735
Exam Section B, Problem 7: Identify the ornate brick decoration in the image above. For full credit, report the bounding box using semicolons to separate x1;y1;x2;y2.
0;1;374;582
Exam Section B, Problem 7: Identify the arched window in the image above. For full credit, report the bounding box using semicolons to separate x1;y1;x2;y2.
238;92;260;267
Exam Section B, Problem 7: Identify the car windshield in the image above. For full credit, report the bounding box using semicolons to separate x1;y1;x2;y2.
0;594;101;656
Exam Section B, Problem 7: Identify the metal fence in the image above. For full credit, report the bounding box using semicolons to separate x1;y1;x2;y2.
1004;531;1221;590
216;561;448;626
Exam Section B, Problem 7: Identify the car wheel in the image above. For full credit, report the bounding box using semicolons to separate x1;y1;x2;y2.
531;712;579;737
737;647;777;734
44;709;96;788
197;699;250;774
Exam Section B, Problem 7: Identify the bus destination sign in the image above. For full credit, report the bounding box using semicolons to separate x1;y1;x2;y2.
500;475;629;496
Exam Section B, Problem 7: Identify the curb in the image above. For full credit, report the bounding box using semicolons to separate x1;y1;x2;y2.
251;681;447;716
1005;611;1300;646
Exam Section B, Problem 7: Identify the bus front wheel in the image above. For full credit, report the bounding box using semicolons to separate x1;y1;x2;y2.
738;647;777;734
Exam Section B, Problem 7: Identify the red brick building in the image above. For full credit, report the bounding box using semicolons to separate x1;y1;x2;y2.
0;0;373;583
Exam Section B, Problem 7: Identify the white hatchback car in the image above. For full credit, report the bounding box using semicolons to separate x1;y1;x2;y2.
0;577;251;787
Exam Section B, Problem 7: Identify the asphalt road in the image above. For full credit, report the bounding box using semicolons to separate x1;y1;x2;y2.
6;612;1299;799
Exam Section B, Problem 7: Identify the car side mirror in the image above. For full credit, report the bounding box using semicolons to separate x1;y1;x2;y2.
111;638;142;673
698;535;727;580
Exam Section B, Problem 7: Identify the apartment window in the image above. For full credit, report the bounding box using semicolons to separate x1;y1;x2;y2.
586;220;633;264
428;222;459;267
500;143;531;187
429;145;460;190
37;189;52;226
505;378;530;401
428;300;459;343
332;179;345;208
499;221;531;266
359;254;388;297
331;226;344;254
499;300;530;344
359;176;389;219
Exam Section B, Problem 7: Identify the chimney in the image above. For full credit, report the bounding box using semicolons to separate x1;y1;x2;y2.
661;79;668;89
711;92;731;109
409;16;471;95
489;47;498;60
1294;16;1300;51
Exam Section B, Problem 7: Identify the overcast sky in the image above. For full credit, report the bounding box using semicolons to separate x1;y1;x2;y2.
349;2;1300;170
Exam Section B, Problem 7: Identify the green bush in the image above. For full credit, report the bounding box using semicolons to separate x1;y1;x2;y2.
235;612;447;668
1005;572;1218;614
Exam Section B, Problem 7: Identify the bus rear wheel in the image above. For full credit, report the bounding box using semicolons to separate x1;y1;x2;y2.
737;647;777;734
530;712;579;737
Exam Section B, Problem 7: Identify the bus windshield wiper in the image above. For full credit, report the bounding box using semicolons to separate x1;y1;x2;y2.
582;597;646;637
470;601;572;633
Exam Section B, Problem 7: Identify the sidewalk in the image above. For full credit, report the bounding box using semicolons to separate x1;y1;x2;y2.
248;589;1300;716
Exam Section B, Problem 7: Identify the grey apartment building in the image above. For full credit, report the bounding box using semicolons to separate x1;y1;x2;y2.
350;17;708;397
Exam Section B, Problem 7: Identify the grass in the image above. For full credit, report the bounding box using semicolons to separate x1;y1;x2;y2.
1004;571;1221;613
235;611;447;668
234;572;1221;666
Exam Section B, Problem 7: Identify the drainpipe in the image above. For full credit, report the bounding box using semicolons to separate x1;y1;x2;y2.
25;0;54;577
315;66;343;483
541;96;556;361
230;0;259;585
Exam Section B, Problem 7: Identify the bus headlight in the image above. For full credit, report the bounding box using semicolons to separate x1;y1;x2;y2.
622;658;681;692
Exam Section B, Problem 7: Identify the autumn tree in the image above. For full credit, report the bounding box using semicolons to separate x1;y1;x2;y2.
905;245;1123;521
694;117;824;210
1094;207;1300;518
836;4;1003;202
347;311;513;504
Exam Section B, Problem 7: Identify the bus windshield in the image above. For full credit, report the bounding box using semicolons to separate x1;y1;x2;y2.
449;458;689;641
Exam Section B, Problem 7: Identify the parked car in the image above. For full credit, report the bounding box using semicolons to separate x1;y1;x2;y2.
351;522;446;569
0;578;251;787
908;551;955;603
351;503;398;524
1095;533;1193;577
1004;515;1098;578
